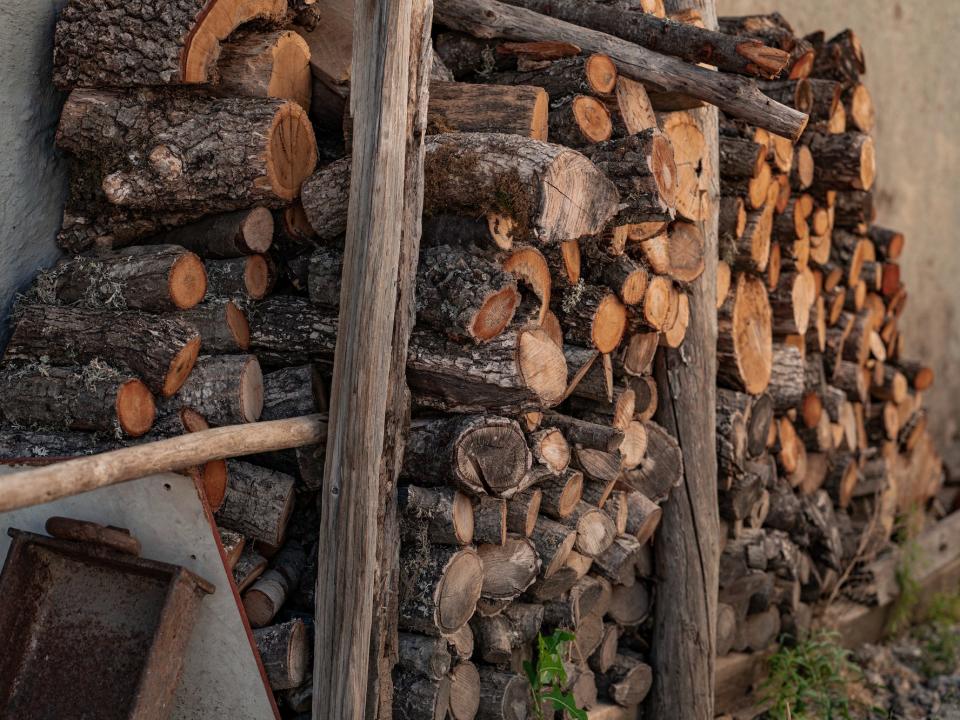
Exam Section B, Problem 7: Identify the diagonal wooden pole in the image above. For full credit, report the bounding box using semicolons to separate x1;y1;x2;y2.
648;1;720;719
311;0;432;716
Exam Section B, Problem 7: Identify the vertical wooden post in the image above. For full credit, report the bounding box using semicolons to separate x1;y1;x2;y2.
311;0;431;717
648;1;720;718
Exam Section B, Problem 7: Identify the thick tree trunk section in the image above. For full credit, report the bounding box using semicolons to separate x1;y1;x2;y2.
216;460;296;546
301;132;620;243
497;0;788;78
429;81;548;139
0;364;155;438
53;0;287;87
38;245;206;312
5;304;200;397
432;0;809;139
56;89;317;251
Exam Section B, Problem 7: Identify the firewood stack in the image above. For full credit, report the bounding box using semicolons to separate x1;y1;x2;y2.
711;14;943;714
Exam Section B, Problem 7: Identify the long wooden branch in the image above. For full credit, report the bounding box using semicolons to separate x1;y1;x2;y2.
0;415;327;513
433;0;809;140
499;0;789;78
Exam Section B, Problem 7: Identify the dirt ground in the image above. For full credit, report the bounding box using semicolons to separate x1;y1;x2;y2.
721;0;960;471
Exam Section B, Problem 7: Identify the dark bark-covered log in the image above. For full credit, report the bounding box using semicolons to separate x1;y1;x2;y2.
400;485;476;546
619;420;683;503
260;365;323;422
530;515;579;577
37;245;206;312
397;633;453;680
497;0;788;78
429;81;549;140
402;415;531;498
254;619;310;690
580;129;678;224
833;191;874;231
596;653;653;707
551;283;628;354
233;545;268;592
302;132;619;243
399;542;484;637
56;90;317;252
416;245;522;342
507;488;543;537
475;497;508;545
811;28;865;90
473;602;543;664
166;354;263;425
0;364;155;438
548;94;614;148
218;528;245;569
205;256;275;300
5;304;200;397
544;413;624;453
717;272;773;395
53;0;287;87
393;666;451;720
756;79;812;112
804;78;842;122
624;491;662;544
868;226;905;262
536;467;585;520
719;197;746;251
216;460;295;546
433;0;809;139
488;54;622;100
475;667;530;720
592;534;643;585
244;541;307;627
721;202;772;273
766;342;806;412
719;136;765;179
144;207;275;258
173;297;250;353
807;131;876;191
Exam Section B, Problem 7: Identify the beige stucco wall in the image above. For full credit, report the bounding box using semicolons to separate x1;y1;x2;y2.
722;0;960;466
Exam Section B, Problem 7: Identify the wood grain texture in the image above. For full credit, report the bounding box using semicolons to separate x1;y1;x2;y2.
311;0;431;718
648;2;719;719
432;0;808;139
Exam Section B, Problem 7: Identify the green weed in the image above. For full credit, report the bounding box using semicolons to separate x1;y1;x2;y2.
523;630;587;720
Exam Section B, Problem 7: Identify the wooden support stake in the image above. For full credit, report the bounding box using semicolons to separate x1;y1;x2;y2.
648;2;719;719
312;0;432;718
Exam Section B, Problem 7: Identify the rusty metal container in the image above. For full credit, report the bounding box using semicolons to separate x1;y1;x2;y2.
0;521;214;720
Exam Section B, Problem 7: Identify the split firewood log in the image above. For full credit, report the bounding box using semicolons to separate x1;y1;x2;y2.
143;208;275;258
535;468;585;520
595;652;653;707
399;542;484;636
717;272;773;395
506;487;543;538
580;129;678;224
56;90;317;252
591;534;643;585
551;283;627;354
253;619;309;690
393;666;451;720
563;501;617;557
216;460;295;547
402;415;531;498
233;546;268;593
487;54;619;100
205;256;276;301
36;245;206;312
301;132;619;243
243;540;306;627
810;28;866;90
429;81;549;140
635;222;705;283
215;29;312;111
0;363;155;438
806;131;875;191
529;516;578;578
217;528;244;569
52;0;287;87
624;491;662;544
474;497;509;546
472;603;543;664
400;486;476;546
5;304;200;397
619;421;683;503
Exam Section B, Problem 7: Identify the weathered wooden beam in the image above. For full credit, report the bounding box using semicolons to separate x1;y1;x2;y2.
648;2;720;720
432;0;808;139
311;0;430;718
0;415;327;513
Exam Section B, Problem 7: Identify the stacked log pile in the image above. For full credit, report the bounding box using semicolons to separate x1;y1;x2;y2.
711;15;943;717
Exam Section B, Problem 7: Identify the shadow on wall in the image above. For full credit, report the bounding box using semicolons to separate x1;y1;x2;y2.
0;1;68;347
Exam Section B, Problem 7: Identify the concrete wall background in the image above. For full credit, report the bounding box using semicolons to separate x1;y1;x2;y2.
0;1;67;345
722;0;960;468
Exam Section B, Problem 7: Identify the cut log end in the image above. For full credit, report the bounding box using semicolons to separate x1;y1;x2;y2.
239;356;266;424
730;273;773;395
592;294;628;354
439;549;485;633
518;327;569;407
244;255;273;300
573;95;614;144
116;379;157;438
585;53;618;95
266;102;318;200
201;459;228;512
859;135;876;190
226;300;252;350
168;252;208;309
163;335;202;397
241;206;276;253
471;285;522;342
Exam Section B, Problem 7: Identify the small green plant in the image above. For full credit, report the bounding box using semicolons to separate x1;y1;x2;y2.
913;591;960;677
761;630;862;720
523;630;587;720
